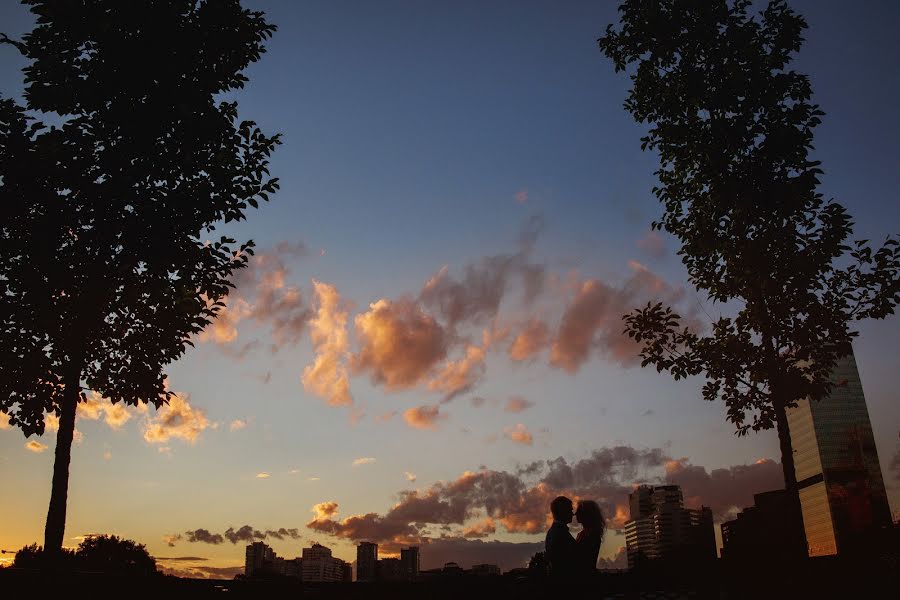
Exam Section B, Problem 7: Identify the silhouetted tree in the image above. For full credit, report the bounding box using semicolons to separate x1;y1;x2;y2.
12;543;75;569
0;0;279;557
75;535;157;575
599;0;899;493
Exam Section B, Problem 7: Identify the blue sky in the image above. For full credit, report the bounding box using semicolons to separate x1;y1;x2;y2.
1;0;898;577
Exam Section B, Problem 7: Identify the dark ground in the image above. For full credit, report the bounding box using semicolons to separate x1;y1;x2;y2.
2;555;897;599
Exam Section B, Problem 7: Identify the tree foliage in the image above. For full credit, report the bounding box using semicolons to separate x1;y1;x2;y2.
599;0;899;488
12;535;155;575
0;0;280;553
75;534;157;575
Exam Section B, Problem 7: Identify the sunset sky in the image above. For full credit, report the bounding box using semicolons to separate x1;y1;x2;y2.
1;1;899;579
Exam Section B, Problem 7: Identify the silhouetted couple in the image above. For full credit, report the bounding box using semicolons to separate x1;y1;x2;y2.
545;496;605;580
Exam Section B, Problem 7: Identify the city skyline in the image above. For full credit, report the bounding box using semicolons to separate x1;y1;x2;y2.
2;0;899;580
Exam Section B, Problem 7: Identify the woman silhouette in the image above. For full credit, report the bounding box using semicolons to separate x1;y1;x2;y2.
574;500;605;577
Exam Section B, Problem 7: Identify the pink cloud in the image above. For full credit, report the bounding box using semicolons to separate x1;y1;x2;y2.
403;405;445;430
504;396;535;413
636;229;666;258
352;298;447;390
504;423;533;445
301;280;353;407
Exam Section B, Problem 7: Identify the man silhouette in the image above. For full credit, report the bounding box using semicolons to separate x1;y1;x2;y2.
545;495;577;578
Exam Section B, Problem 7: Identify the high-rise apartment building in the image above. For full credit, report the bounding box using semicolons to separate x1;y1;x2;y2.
623;484;716;568
301;542;351;582
356;542;378;582
786;352;892;556
245;541;275;577
400;546;420;580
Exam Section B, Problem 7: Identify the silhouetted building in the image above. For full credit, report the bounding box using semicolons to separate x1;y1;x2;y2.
301;543;351;582
400;546;419;580
470;563;501;576
376;557;405;582
442;561;464;575
356;542;377;582
624;484;716;569
245;541;275;577
786;352;893;556
721;489;806;562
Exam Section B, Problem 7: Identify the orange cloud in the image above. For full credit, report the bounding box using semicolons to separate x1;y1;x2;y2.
78;391;133;429
301;280;353;407
142;393;209;444
504;423;533;446
550;262;690;373
0;411;10;430
404;471;417;482
229;419;247;432
255;472;270;479
428;343;486;401
403;405;444;430
25;439;48;453
353;457;376;466
508;319;550;361
462;517;497;538
197;296;252;344
504;396;534;413
352;298;447;389
312;501;339;519
201;241;313;353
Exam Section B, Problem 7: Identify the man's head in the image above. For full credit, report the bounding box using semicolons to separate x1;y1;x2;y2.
550;495;573;524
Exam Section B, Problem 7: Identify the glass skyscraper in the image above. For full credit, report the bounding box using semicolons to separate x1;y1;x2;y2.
786;351;892;556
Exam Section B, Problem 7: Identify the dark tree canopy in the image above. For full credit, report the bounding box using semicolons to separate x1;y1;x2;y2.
0;0;280;553
599;0;899;489
12;535;156;575
76;534;157;575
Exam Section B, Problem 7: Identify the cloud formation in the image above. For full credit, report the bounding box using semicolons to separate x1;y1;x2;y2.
550;261;693;372
428;343;486;402
504;424;534;446
198;296;252;344
25;439;48;453
304;445;778;564
142;393;210;444
229;419;247;432
181;525;301;545
352;298;447;389
200;241;312;353
302;280;353;407
504;396;535;413
353;457;376;466
79;391;135;429
508;319;550;361
462;517;496;538
403;405;444;430
184;529;224;545
418;220;545;329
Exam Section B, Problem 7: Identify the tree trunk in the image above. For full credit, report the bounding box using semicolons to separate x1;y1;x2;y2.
773;398;797;492
43;365;80;557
